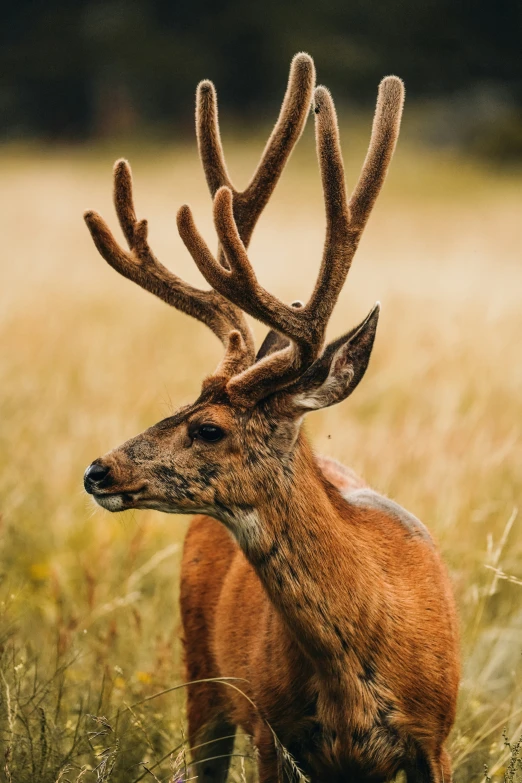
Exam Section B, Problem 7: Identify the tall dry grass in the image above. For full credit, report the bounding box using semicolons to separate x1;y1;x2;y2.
0;124;521;781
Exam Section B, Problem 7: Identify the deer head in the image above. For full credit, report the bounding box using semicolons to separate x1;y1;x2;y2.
83;55;404;545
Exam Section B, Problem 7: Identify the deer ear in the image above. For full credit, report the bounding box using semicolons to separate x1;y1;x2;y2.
284;303;380;412
256;329;290;361
255;301;303;361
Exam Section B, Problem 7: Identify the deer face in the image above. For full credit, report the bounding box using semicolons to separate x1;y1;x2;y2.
83;378;302;522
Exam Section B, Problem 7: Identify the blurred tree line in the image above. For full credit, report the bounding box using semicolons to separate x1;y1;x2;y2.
1;0;521;155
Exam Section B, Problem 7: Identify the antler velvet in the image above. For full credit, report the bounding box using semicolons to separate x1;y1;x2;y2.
84;53;316;369
178;76;405;405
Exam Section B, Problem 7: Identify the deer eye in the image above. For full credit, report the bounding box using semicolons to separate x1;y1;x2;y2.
196;424;224;443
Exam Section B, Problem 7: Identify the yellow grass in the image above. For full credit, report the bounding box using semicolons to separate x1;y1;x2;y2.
0;127;521;781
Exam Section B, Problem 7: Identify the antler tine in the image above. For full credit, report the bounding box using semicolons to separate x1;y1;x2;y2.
196;53;315;249
241;53;316;224
84;159;255;357
196;80;233;197
349;76;405;229
304;85;350;326
306;78;404;323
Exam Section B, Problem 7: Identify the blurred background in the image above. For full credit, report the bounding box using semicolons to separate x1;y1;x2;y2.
0;3;521;782
2;0;522;158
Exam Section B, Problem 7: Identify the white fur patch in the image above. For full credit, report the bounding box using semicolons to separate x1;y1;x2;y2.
293;344;355;411
216;506;264;554
345;488;432;544
293;391;324;411
233;509;264;552
94;494;126;512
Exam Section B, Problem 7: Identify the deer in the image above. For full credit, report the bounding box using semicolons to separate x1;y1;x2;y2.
83;53;460;783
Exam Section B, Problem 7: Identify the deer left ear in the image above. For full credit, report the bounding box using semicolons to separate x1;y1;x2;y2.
283;303;380;413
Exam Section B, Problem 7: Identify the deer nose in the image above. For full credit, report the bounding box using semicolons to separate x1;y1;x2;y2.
84;462;111;493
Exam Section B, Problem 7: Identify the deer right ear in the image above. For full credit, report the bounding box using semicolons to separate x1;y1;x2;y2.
283;304;380;413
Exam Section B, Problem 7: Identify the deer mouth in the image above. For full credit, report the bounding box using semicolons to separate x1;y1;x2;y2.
90;485;148;512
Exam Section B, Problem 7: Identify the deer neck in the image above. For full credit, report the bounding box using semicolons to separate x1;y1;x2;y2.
226;433;361;669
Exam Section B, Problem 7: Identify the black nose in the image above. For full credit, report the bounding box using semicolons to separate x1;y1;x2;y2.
84;462;111;493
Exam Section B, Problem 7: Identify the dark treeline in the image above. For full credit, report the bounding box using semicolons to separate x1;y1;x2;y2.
1;0;521;144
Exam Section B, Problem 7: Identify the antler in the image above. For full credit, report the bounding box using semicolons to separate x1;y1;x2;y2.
84;160;252;354
83;53;315;365
177;76;405;405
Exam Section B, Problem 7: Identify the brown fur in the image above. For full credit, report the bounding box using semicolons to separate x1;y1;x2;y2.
181;450;459;782
84;386;459;782
83;56;460;782
179;438;459;783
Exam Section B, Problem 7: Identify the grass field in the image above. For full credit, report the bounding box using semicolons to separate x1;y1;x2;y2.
0;123;521;781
